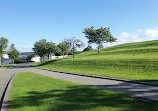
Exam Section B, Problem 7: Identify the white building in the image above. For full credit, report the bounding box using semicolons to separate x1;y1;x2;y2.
31;55;67;62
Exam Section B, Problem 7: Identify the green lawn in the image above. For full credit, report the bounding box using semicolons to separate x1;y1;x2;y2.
9;72;158;111
32;40;158;83
0;64;15;69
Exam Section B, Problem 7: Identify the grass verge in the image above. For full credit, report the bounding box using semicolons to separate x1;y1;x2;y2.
0;64;15;69
9;72;158;111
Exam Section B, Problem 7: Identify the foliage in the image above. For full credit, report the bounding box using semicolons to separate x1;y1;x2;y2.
54;46;62;56
45;41;56;59
9;72;158;111
83;26;116;53
58;41;71;56
64;37;84;58
8;43;20;63
32;40;158;83
33;39;56;60
83;46;93;52
14;58;28;64
0;37;8;65
33;39;47;58
26;53;35;62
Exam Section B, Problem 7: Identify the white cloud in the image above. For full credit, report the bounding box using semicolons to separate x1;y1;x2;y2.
132;27;158;42
144;27;158;38
106;32;131;47
117;32;130;43
106;27;158;48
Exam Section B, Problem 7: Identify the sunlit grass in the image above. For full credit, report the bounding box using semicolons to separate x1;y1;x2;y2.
32;40;158;83
9;72;158;111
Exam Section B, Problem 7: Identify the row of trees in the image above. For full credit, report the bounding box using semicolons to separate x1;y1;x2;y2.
33;26;116;59
0;26;116;64
33;37;84;59
0;37;20;65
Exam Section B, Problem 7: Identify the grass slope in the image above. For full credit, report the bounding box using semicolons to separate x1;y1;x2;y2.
32;40;158;83
9;72;158;111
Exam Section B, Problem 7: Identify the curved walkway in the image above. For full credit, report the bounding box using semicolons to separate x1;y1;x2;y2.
1;63;158;110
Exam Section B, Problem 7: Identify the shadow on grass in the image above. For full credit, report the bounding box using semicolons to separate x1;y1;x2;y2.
9;86;158;111
37;59;59;66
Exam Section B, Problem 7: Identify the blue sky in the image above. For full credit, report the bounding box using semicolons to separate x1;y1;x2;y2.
0;0;158;52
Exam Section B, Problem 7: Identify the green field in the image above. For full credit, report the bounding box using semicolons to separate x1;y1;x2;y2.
32;40;158;83
9;72;158;111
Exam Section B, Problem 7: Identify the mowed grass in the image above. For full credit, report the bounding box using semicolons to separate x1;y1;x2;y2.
9;72;158;111
32;40;158;83
0;64;15;69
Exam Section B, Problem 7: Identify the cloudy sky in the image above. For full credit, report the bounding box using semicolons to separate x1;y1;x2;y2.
0;0;158;52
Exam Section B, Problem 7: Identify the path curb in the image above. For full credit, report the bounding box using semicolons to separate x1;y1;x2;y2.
0;74;16;111
31;65;158;87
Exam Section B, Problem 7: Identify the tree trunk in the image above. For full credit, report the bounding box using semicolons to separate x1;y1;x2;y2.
48;54;49;59
72;47;74;58
63;52;65;58
12;59;14;64
98;47;100;53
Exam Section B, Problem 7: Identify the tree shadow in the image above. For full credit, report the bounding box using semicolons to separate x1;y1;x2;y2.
9;85;158;111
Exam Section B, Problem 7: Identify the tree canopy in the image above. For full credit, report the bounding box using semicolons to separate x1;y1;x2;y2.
83;46;93;52
33;39;56;60
83;26;116;53
8;43;20;63
0;37;8;65
58;41;71;56
64;37;84;58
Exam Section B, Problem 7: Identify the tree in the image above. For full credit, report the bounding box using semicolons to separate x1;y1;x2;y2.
64;37;84;58
58;41;71;57
45;42;56;59
33;39;56;61
0;37;8;66
83;26;116;53
54;46;62;56
33;39;47;61
83;46;93;52
8;43;20;63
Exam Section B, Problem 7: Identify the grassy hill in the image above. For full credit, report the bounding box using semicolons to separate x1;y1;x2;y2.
32;40;158;83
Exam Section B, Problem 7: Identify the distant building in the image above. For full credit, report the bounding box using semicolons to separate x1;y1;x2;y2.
31;54;67;62
2;51;13;65
20;52;33;59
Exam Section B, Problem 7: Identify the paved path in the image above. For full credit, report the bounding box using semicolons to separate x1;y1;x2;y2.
1;63;158;110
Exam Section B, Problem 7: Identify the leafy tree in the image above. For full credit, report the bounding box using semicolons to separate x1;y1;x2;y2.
8;43;20;63
45;42;56;59
83;26;116;53
10;43;15;50
33;39;56;61
33;39;47;60
83;46;93;52
54;46;62;56
58;41;71;57
64;37;84;58
0;37;8;66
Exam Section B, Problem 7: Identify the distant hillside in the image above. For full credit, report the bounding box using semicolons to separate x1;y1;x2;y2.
33;40;158;83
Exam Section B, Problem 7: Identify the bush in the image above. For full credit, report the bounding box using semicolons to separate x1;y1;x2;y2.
14;58;28;64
